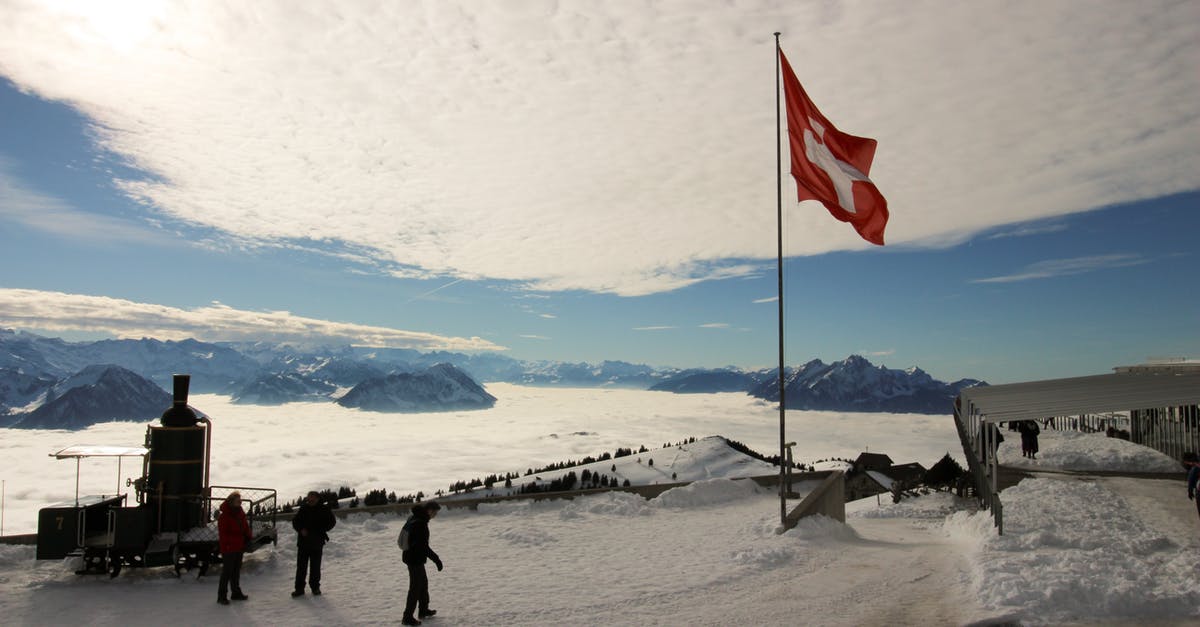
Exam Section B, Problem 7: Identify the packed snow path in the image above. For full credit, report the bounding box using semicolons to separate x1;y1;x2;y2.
1;474;1195;625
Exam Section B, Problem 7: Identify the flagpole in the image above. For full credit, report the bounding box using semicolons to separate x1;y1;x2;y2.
774;31;787;529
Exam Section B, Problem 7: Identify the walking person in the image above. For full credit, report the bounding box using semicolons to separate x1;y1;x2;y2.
217;491;252;605
399;501;443;626
292;490;337;597
1018;420;1041;459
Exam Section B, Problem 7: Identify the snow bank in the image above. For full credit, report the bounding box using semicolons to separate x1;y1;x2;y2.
998;429;1183;473
944;478;1199;624
651;477;764;508
852;491;970;520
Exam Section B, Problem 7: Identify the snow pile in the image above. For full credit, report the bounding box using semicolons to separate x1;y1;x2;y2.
945;478;1199;624
854;491;972;521
999;429;1183;473
652;476;763;508
557;491;651;518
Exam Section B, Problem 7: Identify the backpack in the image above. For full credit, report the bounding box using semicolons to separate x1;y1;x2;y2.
397;519;412;551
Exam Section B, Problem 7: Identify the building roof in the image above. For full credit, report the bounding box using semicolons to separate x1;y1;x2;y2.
888;463;927;483
864;470;894;490
959;371;1200;424
854;452;894;468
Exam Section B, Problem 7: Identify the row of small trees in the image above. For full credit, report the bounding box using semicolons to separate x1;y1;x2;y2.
278;485;432;512
292;436;815;507
445;441;664;495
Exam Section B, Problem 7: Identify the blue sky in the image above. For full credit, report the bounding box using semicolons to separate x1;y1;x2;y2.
1;1;1197;385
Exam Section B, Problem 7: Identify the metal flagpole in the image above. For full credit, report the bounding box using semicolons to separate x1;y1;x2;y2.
774;32;787;528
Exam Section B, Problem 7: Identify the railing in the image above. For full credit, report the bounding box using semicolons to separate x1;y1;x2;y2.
273;472;846;531
952;404;1003;534
954;401;1199;536
172;485;278;547
1128;406;1200;463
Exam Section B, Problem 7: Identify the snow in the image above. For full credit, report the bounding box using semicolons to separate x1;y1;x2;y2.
0;386;1197;625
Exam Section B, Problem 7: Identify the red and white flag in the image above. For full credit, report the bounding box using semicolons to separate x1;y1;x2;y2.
779;49;888;246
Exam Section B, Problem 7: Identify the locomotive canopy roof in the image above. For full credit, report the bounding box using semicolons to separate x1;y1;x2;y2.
50;445;149;459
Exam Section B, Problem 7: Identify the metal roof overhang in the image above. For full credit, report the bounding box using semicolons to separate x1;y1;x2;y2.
50;445;149;459
959;372;1200;423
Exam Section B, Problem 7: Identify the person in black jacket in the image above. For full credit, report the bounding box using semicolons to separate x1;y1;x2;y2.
399;501;443;626
1018;420;1041;459
292;491;337;597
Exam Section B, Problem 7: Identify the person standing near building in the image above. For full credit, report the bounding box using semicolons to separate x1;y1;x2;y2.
217;491;252;605
399;501;443;626
1018;420;1041;459
292;490;337;597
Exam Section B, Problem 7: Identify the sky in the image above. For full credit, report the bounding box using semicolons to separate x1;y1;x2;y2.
0;385;1195;625
0;0;1197;385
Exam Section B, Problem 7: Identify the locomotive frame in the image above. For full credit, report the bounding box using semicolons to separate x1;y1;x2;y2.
35;374;278;577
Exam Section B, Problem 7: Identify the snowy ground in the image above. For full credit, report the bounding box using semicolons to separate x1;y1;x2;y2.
0;428;1196;626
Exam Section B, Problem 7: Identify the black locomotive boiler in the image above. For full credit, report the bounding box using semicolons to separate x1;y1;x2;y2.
36;374;277;576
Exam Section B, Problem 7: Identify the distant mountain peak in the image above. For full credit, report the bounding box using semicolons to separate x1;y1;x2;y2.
7;364;170;430
336;363;496;413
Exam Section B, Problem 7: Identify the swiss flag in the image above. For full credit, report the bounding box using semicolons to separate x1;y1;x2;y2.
780;50;888;246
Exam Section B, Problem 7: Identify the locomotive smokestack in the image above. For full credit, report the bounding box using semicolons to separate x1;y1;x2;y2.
160;374;198;427
173;374;190;406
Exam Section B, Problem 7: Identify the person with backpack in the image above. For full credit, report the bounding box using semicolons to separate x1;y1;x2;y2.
399;501;443;626
292;490;337;597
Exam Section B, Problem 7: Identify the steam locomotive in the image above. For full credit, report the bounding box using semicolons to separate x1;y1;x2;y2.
35;374;277;577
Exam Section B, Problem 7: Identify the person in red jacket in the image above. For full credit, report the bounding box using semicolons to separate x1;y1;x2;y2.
217;491;252;605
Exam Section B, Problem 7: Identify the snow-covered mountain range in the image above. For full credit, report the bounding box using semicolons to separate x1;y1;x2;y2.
749;355;985;414
1;329;985;426
0;364;171;429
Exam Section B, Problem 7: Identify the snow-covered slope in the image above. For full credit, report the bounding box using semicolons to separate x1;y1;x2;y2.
441;436;781;499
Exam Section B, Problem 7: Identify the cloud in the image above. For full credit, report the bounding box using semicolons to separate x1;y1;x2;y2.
633;326;675;332
0;288;504;352
970;254;1149;284
0;158;162;245
0;1;1195;296
699;323;730;329
985;222;1069;240
519;334;550;341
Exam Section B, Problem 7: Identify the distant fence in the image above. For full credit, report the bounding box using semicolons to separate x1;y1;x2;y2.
953;402;1198;536
277;471;846;529
3;472;847;545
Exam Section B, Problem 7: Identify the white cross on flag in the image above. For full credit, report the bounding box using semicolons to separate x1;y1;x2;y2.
780;49;888;245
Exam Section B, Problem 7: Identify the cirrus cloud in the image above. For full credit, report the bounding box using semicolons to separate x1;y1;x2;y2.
0;1;1195;296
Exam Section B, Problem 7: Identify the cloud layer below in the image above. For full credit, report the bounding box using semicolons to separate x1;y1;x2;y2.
0;1;1196;295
